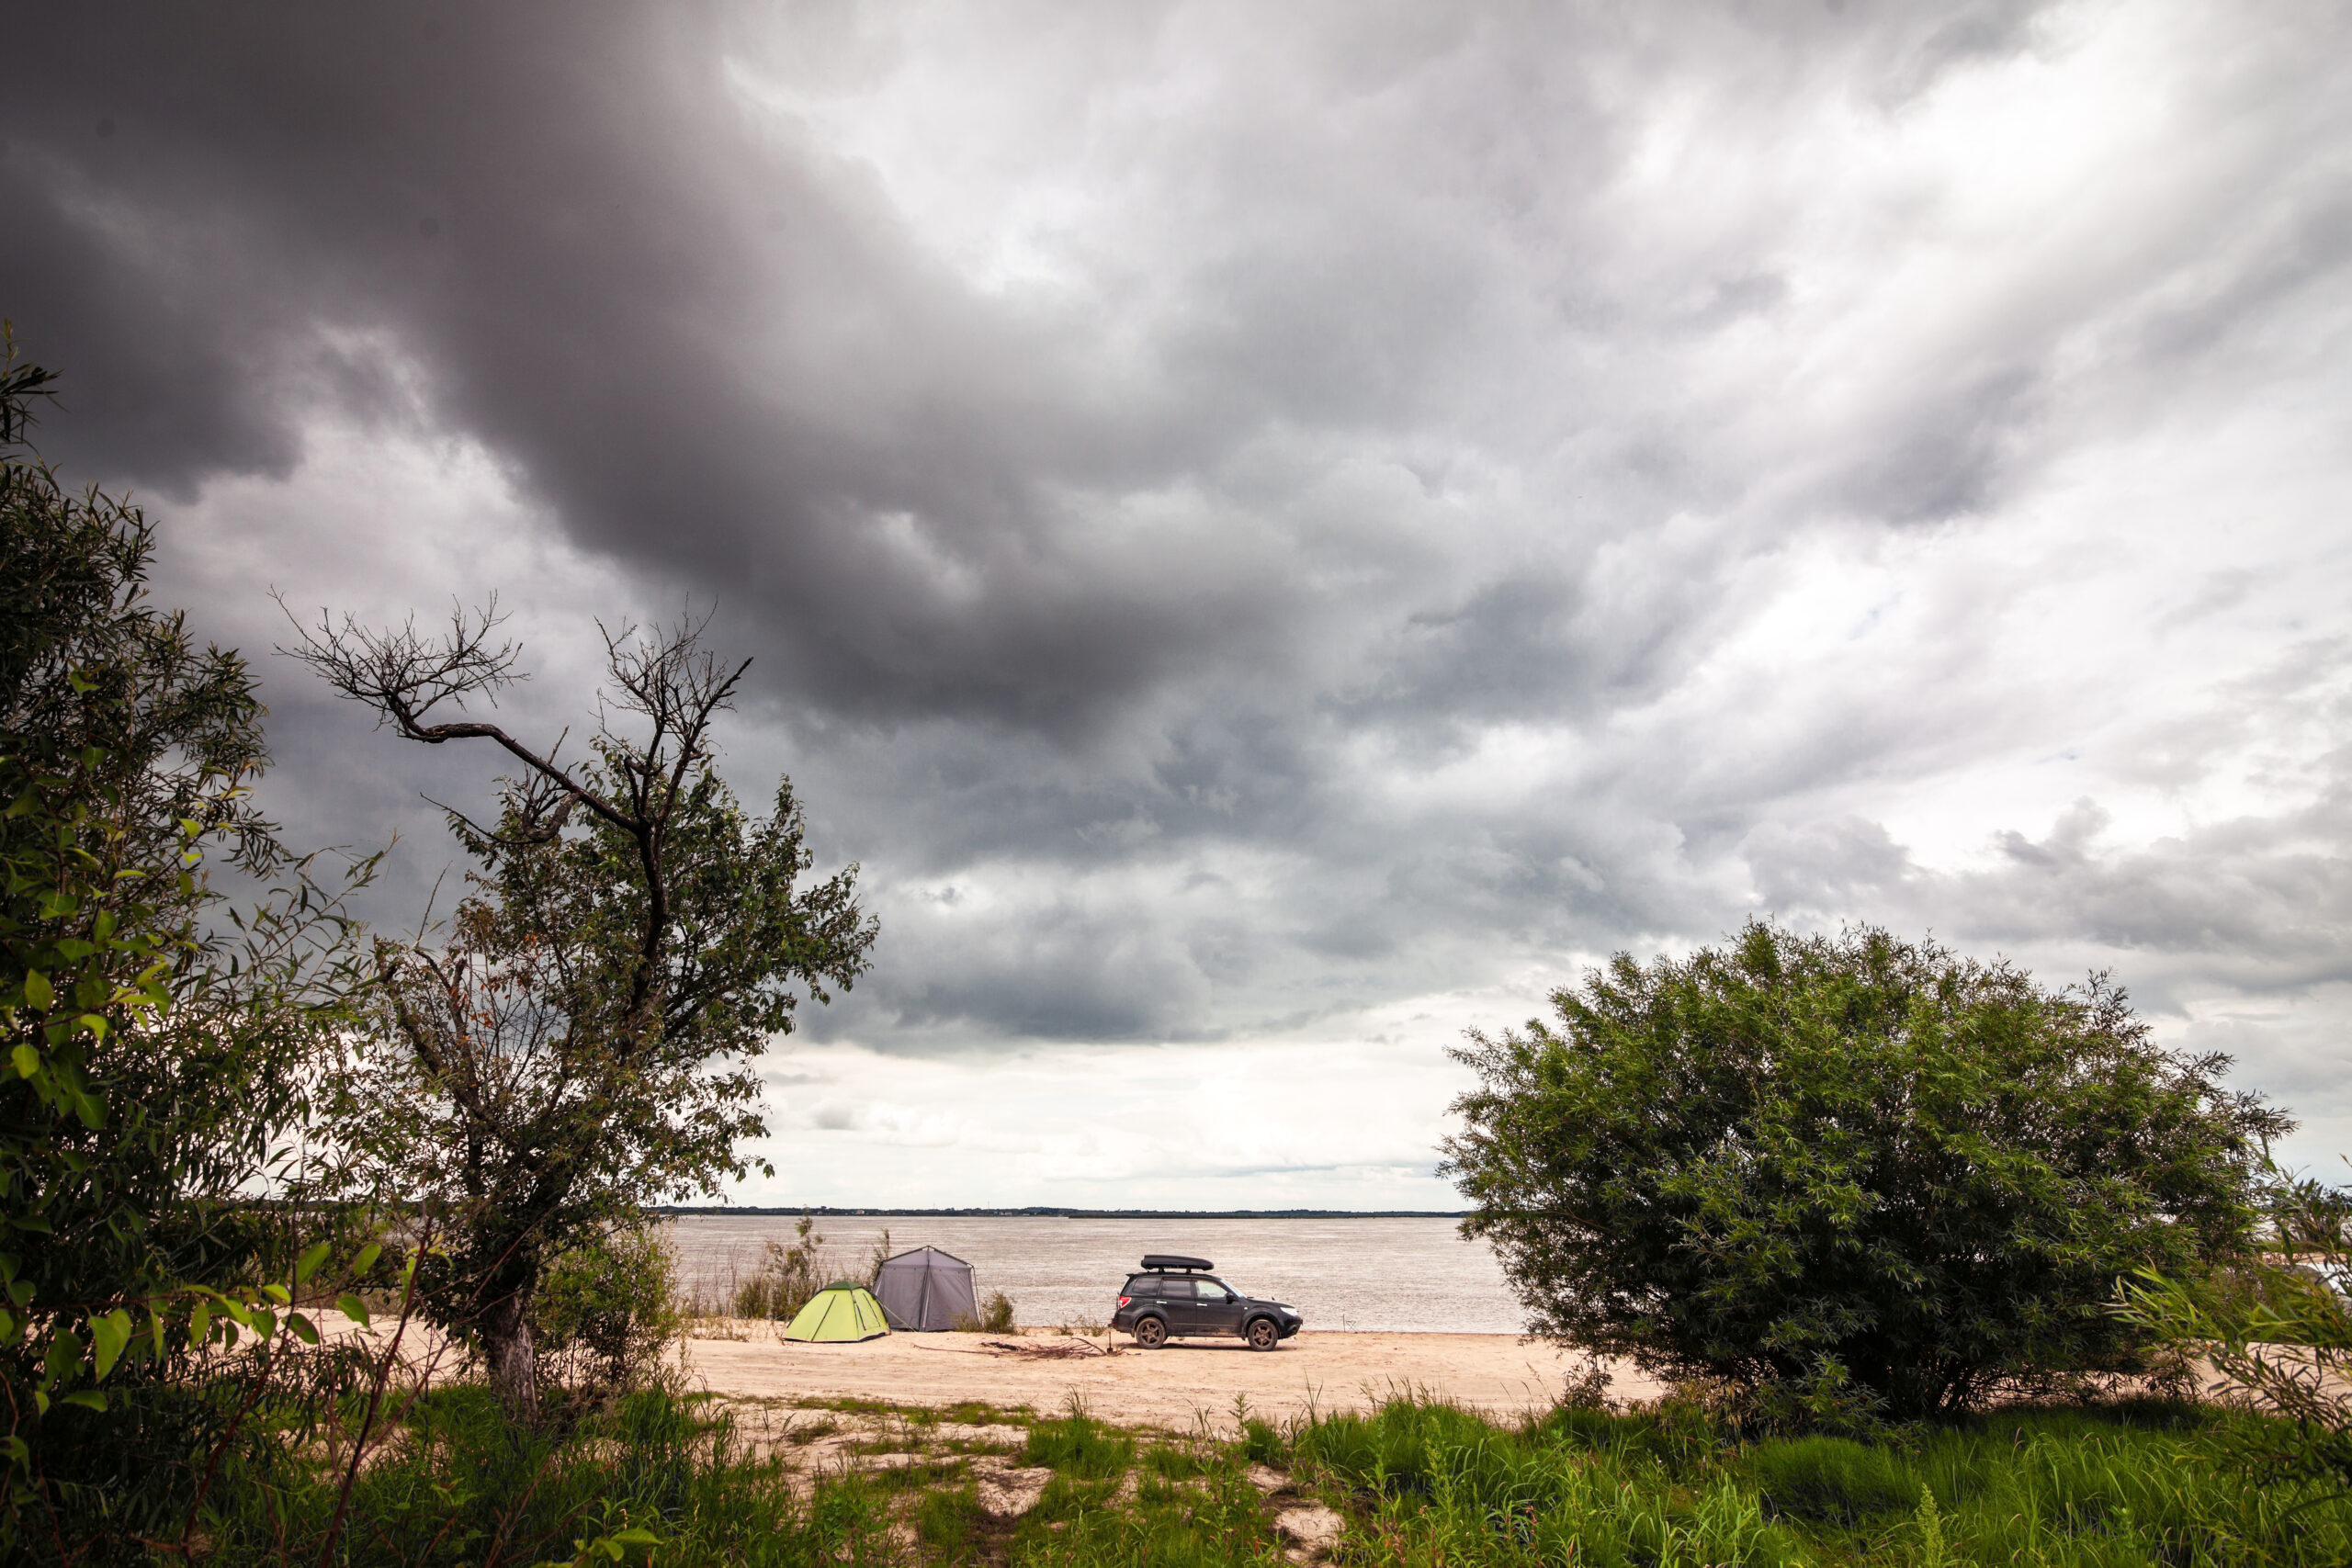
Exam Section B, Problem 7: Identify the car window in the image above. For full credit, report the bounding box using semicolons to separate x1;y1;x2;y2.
1123;1275;1155;1294
1194;1279;1232;1300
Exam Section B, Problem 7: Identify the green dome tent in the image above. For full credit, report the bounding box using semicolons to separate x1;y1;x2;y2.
783;1282;890;1343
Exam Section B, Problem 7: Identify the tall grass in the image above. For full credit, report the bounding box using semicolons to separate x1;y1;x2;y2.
190;1371;2352;1566
205;1386;892;1567
1293;1393;2352;1567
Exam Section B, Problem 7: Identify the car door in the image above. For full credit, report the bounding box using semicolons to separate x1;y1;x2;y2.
1137;1274;1178;1332
1155;1278;1200;1336
1191;1277;1244;1337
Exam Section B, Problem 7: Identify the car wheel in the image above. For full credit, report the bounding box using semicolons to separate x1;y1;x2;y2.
1247;1317;1279;1351
1133;1315;1169;1348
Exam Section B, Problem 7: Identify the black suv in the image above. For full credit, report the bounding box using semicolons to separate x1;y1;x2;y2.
1111;1255;1303;1350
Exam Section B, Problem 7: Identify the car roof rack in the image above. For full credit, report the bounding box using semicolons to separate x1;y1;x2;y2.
1139;1254;1213;1272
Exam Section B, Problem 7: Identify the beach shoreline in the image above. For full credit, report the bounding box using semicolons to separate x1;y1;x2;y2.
679;1322;1667;1428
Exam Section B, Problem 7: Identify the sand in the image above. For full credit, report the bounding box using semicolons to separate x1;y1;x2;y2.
681;1321;1667;1429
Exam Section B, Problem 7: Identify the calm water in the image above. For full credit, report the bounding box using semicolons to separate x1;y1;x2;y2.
669;1214;1524;1335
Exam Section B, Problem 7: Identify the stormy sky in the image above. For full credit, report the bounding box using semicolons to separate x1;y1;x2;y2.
6;0;2348;1208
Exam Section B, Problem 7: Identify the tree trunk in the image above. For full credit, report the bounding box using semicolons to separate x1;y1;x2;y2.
482;1289;539;1424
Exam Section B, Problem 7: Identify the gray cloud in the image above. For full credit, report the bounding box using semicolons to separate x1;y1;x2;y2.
6;0;2351;1185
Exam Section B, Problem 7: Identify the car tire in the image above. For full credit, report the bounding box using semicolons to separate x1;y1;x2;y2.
1246;1317;1280;1351
1133;1315;1169;1348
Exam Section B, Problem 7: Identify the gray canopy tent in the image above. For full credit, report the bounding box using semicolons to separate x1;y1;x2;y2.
873;1246;980;1332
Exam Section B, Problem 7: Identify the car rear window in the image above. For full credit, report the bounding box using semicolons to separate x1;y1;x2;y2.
1123;1274;1160;1295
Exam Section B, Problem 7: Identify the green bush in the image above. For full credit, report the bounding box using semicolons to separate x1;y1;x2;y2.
534;1222;684;1402
1444;919;2287;1419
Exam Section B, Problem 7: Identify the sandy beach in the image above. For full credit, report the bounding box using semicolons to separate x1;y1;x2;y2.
681;1322;1666;1429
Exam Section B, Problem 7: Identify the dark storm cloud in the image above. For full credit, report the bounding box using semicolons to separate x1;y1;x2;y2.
5;0;2349;1109
3;0;1414;731
0;0;2103;732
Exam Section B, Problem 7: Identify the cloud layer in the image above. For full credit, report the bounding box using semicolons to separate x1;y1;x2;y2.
6;0;2348;1201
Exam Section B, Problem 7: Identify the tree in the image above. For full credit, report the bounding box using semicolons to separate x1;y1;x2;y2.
1442;919;2288;1422
287;603;876;1418
0;335;373;1560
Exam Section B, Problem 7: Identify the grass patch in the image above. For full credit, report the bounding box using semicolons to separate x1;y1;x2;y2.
1142;1441;1217;1480
916;1482;990;1558
1023;1403;1136;1480
1015;1461;1283;1567
943;1399;1021;1427
1747;1435;1917;1525
184;1378;2352;1567
1294;1393;2352;1568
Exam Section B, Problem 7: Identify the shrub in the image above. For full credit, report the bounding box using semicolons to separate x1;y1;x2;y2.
978;1289;1016;1333
1443;920;2286;1419
732;1215;832;1320
534;1222;684;1401
0;339;374;1563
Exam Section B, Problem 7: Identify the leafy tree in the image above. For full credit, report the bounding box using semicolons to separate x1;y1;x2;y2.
1442;919;2288;1421
288;604;876;1418
0;335;374;1559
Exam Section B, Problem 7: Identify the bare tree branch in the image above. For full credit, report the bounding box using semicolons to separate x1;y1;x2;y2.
273;592;641;837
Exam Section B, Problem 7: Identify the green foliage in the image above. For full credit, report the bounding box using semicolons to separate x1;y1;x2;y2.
0;335;377;1560
1140;1441;1214;1480
533;1223;684;1403
1011;1438;1281;1568
1295;1393;2352;1567
2117;1166;2352;1498
160;1378;2352;1568
1443;919;2287;1419
978;1289;1017;1333
203;1386;893;1567
295;604;877;1416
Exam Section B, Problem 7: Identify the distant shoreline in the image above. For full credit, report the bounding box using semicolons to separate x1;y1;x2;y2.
656;1206;1470;1219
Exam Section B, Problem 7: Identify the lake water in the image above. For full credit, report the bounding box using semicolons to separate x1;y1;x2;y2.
668;1214;1525;1335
